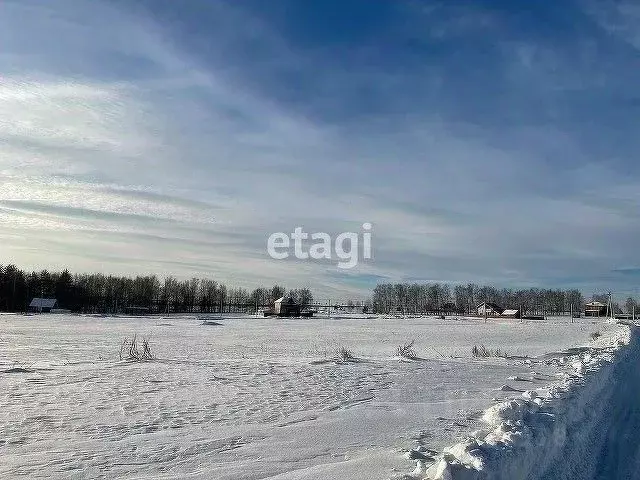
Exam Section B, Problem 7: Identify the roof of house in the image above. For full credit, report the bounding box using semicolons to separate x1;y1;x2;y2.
29;298;58;308
502;309;520;316
275;296;299;305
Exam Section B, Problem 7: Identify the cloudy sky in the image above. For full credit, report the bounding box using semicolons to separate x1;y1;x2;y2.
1;0;639;298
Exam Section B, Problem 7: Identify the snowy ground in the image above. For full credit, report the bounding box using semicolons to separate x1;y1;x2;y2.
0;314;630;479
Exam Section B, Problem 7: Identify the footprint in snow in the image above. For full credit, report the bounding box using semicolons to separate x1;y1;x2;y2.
498;384;525;392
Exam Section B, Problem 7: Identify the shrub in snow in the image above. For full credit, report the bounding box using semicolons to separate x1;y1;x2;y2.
334;346;356;363
396;340;418;359
472;344;488;357
120;334;154;361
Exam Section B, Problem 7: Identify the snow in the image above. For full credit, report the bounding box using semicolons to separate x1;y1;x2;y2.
0;314;634;479
423;324;640;480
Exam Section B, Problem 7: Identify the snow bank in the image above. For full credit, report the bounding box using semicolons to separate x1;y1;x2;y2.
420;324;640;480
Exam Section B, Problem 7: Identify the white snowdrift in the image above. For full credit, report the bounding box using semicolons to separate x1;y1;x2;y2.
420;324;640;480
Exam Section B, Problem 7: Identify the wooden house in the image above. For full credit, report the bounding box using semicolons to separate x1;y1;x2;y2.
477;302;504;317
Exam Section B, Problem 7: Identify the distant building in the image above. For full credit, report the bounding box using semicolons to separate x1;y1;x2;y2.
264;297;304;317
477;302;504;317
585;301;608;317
501;308;521;319
29;298;58;313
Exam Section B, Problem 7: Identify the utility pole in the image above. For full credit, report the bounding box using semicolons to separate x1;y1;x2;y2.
570;303;573;324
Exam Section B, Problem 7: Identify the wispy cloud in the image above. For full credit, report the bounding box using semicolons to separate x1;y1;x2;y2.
585;0;640;50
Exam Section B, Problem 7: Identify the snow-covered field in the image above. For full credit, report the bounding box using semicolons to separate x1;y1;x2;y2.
0;314;636;479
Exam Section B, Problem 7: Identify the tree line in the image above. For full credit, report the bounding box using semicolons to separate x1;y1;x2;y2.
3;262;636;317
0;264;312;314
372;282;592;316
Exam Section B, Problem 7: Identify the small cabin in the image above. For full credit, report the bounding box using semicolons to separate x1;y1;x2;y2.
264;297;303;317
585;301;608;317
275;297;301;317
29;298;58;313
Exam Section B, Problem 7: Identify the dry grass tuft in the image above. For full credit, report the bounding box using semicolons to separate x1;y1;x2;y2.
120;335;155;361
396;340;418;359
472;344;507;358
335;346;356;363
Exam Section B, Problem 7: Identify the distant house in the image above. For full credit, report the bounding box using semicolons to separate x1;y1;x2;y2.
585;301;608;317
477;302;504;317
264;297;303;317
29;298;58;313
501;308;521;319
276;297;302;317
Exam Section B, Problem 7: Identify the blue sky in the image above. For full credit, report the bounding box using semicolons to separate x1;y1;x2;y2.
1;0;639;298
